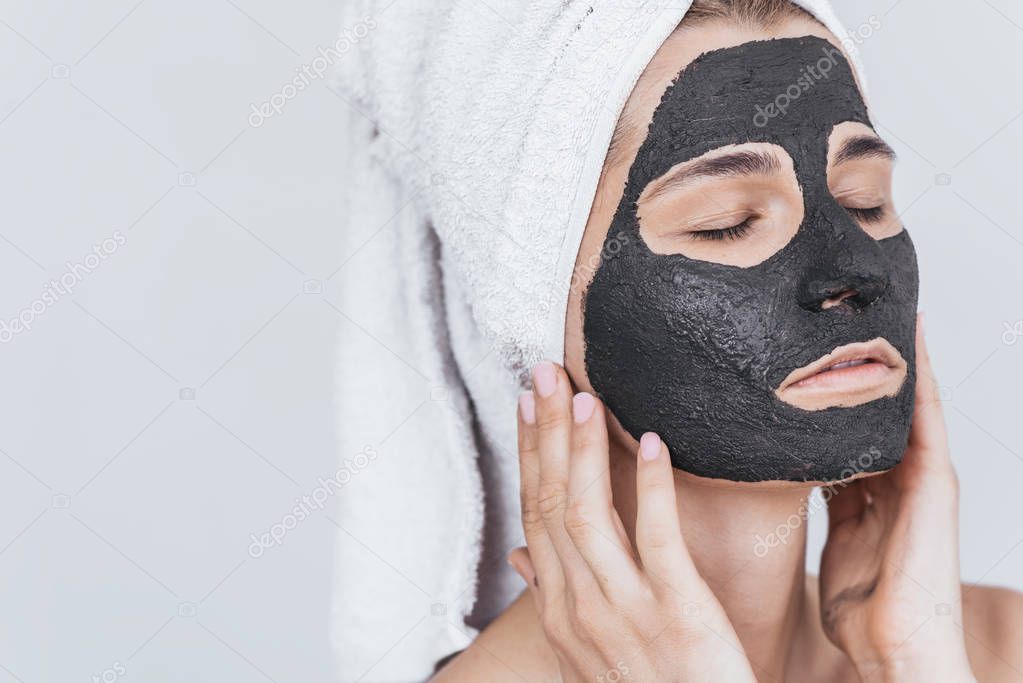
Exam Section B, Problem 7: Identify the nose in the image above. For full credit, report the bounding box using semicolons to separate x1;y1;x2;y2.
796;220;889;313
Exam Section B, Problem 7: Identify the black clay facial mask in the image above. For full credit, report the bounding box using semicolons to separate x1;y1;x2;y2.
584;37;918;482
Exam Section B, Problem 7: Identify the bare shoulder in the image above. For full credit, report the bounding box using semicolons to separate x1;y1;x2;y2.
962;583;1023;682
431;591;560;683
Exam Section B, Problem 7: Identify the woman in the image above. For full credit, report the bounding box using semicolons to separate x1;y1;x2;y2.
429;4;1023;680
333;1;1023;680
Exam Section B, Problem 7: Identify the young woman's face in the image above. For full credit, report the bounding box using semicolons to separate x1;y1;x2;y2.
565;19;918;484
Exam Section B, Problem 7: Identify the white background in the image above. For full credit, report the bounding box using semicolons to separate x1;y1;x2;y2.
0;1;1020;682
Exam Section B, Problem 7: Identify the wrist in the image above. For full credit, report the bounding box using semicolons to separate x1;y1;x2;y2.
844;618;975;683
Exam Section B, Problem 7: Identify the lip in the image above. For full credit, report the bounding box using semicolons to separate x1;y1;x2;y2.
774;338;908;411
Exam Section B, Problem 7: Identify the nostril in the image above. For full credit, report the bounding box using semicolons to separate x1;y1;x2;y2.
821;289;859;311
797;274;888;313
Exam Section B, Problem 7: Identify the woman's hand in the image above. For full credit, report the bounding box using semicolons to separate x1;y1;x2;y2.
508;361;757;683
819;317;976;682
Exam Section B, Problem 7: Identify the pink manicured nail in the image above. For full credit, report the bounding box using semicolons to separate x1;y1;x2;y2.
572;393;595;423
532;361;557;398
640;432;662;461
519;393;536;424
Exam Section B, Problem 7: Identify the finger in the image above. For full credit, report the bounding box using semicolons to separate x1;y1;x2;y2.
634;433;700;592
531;362;599;588
908;313;950;456
823;478;866;531
565;392;642;591
898;315;960;506
518;391;564;597
508;546;540;611
898;314;960;503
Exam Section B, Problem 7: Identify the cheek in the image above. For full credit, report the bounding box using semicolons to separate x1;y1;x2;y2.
659;265;777;364
588;254;773;389
570;166;637;392
564;288;594;395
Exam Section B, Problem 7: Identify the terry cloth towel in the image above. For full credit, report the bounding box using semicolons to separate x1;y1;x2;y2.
331;1;867;679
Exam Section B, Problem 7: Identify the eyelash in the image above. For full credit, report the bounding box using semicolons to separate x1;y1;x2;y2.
689;205;885;242
846;206;886;223
691;219;754;242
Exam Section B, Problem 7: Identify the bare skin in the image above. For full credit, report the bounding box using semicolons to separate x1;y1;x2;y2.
436;14;1023;683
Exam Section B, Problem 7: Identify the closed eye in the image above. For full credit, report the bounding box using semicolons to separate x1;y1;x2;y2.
690;219;755;242
845;206;886;223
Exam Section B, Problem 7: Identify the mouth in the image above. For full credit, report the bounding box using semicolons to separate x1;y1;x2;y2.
774;338;908;411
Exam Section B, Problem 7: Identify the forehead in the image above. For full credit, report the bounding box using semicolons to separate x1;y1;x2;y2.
627;36;870;194
661;37;865;132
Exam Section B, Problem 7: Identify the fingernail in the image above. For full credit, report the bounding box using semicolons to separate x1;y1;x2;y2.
532;361;557;398
918;311;926;335
640;432;661;461
507;553;535;586
572;392;595;423
518;392;536;425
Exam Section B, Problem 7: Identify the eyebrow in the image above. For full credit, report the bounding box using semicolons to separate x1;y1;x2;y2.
834;135;897;165
641;150;781;203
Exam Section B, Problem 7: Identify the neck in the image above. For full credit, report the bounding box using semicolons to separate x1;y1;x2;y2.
609;448;820;681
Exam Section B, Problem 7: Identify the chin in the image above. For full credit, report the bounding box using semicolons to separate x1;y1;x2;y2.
668;462;897;490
